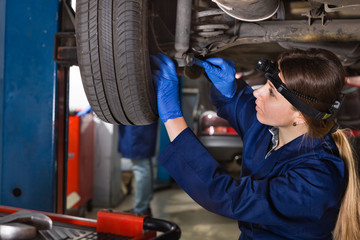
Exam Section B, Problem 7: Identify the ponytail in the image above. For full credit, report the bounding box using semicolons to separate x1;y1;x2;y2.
332;130;360;240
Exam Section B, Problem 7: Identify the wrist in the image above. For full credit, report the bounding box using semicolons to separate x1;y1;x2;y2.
223;79;237;98
164;117;188;141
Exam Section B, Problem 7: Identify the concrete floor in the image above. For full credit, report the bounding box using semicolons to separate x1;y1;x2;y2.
85;181;240;240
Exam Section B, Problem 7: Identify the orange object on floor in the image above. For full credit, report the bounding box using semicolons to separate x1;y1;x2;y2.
97;210;156;239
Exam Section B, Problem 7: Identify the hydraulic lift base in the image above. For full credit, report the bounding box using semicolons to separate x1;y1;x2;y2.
0;206;181;240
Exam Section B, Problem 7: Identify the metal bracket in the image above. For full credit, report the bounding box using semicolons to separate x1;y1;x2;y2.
54;0;77;66
54;32;77;66
303;9;326;26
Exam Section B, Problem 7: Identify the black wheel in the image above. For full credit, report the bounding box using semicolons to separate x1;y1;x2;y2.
76;0;158;125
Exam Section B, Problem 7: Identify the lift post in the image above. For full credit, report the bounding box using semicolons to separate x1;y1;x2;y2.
0;0;67;213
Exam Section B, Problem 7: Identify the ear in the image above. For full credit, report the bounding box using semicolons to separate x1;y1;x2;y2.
293;111;306;125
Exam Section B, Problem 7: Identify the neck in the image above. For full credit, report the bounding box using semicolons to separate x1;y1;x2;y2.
277;124;308;149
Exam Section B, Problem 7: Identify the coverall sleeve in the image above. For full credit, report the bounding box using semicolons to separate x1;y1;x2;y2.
158;128;345;226
209;79;258;138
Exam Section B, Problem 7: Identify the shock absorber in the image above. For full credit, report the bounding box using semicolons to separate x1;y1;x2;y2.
174;0;193;67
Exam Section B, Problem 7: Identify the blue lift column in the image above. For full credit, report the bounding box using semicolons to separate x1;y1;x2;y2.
0;0;63;212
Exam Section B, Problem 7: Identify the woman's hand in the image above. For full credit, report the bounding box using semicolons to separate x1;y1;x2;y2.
196;58;237;98
151;53;188;141
151;53;183;123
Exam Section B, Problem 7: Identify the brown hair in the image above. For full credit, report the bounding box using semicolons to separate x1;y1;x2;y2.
278;48;360;240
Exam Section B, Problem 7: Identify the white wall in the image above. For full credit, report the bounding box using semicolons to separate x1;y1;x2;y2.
69;66;90;112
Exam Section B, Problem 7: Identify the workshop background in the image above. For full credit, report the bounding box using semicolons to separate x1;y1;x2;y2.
3;0;359;239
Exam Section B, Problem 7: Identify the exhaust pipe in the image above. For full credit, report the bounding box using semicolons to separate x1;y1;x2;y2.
212;0;280;22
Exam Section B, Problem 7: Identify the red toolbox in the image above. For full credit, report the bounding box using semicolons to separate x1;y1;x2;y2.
67;113;94;214
0;205;181;240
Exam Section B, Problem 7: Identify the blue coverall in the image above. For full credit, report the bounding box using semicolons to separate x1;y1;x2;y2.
158;80;346;239
118;122;158;215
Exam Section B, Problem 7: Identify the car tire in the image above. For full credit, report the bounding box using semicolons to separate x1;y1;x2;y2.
76;0;157;125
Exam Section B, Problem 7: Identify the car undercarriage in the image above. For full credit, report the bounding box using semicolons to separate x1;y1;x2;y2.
151;0;360;74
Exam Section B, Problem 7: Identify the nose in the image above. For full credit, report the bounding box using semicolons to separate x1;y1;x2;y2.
253;85;264;99
253;88;259;99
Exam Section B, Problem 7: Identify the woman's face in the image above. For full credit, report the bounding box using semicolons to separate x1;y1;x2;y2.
253;74;299;127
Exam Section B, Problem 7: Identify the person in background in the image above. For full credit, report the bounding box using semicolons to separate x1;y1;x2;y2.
118;122;158;216
151;49;360;239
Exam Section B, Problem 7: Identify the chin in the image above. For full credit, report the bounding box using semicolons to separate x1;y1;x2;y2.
256;113;265;125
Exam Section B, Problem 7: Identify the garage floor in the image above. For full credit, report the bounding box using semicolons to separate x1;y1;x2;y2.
85;180;240;240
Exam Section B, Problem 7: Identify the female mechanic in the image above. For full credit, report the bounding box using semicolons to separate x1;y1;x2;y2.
151;48;360;239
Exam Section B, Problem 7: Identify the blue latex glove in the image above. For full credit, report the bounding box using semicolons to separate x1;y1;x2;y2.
196;58;237;98
151;53;183;123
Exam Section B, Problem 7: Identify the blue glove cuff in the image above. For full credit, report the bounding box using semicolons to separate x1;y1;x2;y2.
161;110;183;123
222;80;237;98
